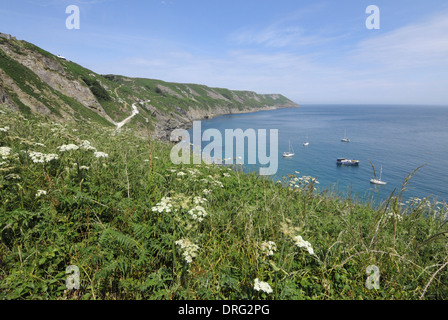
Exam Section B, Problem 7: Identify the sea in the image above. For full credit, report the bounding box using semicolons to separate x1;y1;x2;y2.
188;105;448;205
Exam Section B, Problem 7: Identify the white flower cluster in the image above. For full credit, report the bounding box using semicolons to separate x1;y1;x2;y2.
200;177;224;188
151;197;173;213
223;173;231;178
188;205;208;222
58;144;79;152
259;241;277;257
254;278;273;294
202;189;212;195
177;171;187;176
405;197;423;206
175;239;200;263
0;146;12;160
293;235;315;255
385;212;403;222
193;196;208;205
35;190;47;198
289;175;319;189
79;140;97;151
28;151;59;163
0;126;10;132
187;168;200;175
94;151;108;158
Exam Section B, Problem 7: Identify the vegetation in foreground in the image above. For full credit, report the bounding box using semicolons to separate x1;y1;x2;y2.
0;109;447;300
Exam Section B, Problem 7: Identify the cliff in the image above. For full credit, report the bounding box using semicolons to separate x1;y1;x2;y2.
0;34;299;139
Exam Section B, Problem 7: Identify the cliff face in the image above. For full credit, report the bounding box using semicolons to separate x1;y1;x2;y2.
0;35;299;138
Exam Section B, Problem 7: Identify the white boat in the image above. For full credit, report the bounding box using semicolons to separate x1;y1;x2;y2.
337;158;359;166
303;135;309;146
370;165;387;185
341;129;350;142
283;140;295;157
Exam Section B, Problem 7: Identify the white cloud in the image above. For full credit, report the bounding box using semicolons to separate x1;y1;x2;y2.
88;9;448;105
353;11;448;69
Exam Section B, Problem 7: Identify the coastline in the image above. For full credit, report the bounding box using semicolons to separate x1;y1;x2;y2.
154;102;300;141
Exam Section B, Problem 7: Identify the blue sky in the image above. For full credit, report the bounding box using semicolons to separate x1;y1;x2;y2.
1;0;448;105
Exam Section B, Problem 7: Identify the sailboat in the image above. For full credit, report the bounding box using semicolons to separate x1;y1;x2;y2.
303;135;309;146
369;161;387;185
283;140;295;157
341;129;350;142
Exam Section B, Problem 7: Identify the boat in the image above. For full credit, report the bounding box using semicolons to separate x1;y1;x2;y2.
370;163;387;185
337;158;359;166
341;129;350;142
303;136;310;146
283;141;295;157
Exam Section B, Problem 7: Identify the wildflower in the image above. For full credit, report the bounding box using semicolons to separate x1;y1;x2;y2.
223;173;231;178
0;146;12;159
58;144;79;152
151;197;173;213
188;205;208;222
0;126;10;132
202;189;212;195
94;151;108;158
193;196;207;205
260;241;277;257
177;171;187;176
254;279;273;294
35;190;47;198
385;212;403;222
28;151;58;163
79;140;97;151
79;166;90;170
293;235;314;255
175;239;200;264
187;168;199;175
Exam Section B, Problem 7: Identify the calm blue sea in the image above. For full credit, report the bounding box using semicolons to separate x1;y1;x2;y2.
189;105;448;204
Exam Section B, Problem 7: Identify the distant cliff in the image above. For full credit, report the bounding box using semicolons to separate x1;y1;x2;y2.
0;34;299;139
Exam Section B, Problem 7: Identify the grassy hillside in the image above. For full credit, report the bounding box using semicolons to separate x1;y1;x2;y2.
0;36;298;135
0;109;447;300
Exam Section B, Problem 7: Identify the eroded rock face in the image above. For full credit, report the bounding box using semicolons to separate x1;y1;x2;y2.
0;43;107;118
0;37;299;139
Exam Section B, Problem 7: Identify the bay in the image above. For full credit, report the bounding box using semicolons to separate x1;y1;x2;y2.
189;105;448;205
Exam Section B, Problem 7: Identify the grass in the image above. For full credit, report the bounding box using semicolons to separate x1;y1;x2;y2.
0;108;447;300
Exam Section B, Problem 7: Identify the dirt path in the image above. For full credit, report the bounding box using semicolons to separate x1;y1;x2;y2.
116;103;139;129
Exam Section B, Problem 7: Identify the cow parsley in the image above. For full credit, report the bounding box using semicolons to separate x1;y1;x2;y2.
151;197;173;213
79;140;97;151
293;235;315;255
254;278;273;294
0;146;12;160
94;151;108;158
188;205;208;222
259;241;277;257
58;144;79;152
35;190;47;198
28;151;59;163
175;239;200;264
